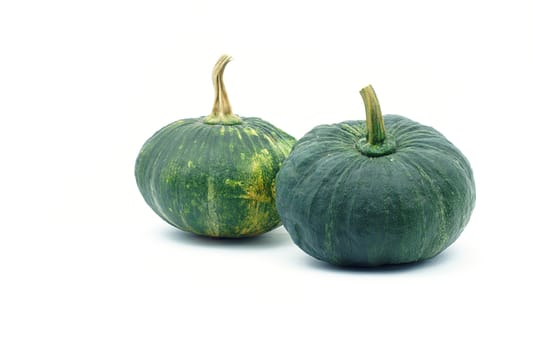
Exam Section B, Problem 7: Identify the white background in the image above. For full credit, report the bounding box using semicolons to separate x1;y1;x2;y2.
1;0;532;349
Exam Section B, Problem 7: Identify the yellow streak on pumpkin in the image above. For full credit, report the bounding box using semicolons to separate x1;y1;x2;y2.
206;177;219;236
262;134;275;146
238;203;272;236
235;149;276;235
240;149;272;203
243;127;258;136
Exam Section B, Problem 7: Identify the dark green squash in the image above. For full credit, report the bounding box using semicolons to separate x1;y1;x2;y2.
136;55;296;238
275;85;475;266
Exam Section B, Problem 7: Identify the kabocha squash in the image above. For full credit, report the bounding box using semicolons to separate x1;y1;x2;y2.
275;85;475;266
135;55;296;237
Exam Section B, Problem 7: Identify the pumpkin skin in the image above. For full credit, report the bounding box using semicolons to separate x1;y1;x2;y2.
136;117;295;237
135;55;296;238
275;113;475;266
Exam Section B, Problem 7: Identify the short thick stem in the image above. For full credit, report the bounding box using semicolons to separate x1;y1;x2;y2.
360;85;386;145
356;85;396;157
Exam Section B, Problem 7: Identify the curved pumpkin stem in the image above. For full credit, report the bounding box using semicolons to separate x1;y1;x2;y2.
360;85;386;145
203;55;242;125
212;55;233;117
356;85;396;157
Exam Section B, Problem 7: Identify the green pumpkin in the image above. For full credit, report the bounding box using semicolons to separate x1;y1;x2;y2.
136;55;296;238
275;85;475;266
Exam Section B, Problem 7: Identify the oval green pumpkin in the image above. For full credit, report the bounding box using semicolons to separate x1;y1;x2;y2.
275;85;475;266
136;55;296;238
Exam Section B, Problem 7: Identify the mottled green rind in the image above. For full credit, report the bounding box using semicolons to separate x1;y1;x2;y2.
135;117;296;238
275;115;476;266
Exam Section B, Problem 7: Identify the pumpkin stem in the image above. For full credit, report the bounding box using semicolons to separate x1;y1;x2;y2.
203;55;243;125
360;85;386;145
356;85;396;157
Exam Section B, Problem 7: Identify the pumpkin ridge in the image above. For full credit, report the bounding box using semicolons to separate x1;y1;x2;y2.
303;156;346;226
323;156;363;263
300;152;365;260
252;120;295;158
342;159;368;261
396;151;452;257
288;126;357;185
205;127;221;235
163;124;211;232
392;153;431;256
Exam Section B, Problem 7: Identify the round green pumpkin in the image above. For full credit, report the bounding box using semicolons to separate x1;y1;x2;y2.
136;55;295;237
275;85;475;266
